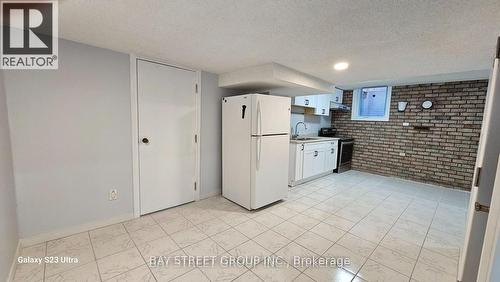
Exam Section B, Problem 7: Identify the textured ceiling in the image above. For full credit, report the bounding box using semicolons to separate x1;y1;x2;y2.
59;0;500;89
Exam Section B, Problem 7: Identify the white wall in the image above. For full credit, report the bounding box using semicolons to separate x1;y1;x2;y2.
290;109;331;136
0;71;19;280
199;72;234;198
4;40;133;238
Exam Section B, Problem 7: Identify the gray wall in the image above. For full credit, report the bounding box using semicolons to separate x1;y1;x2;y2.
0;71;19;280
4;40;133;238
199;72;233;198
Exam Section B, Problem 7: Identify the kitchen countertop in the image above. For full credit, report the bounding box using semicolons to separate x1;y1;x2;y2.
290;136;340;144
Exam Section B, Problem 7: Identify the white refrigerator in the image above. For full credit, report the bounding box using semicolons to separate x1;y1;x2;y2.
222;94;291;209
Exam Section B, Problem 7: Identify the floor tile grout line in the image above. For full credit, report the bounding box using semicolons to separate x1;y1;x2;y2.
408;200;441;280
154;200;269;280
43;241;47;282
44;232;96;280
230;268;263;282
285;183;393;278
87;231;104;282
337;192;415;279
122;222;159;282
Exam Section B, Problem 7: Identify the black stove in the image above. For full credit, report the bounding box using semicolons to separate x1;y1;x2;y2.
318;127;353;173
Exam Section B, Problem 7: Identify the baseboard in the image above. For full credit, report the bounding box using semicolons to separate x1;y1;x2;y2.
200;191;221;200
19;213;135;247
289;171;333;187
7;240;21;282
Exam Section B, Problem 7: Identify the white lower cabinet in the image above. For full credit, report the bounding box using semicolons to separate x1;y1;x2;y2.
289;143;304;183
325;141;338;171
288;140;338;186
303;143;327;179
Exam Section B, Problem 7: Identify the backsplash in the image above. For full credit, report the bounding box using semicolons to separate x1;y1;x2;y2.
332;80;487;190
290;107;331;136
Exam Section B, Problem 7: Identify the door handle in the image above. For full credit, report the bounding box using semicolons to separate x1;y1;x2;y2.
241;105;247;119
142;137;150;144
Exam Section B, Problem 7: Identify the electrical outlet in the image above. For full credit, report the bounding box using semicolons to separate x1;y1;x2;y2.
109;189;118;201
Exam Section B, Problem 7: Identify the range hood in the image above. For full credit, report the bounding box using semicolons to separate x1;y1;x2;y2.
218;63;335;97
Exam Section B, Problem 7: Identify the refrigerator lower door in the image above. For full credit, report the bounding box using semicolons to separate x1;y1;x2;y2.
251;135;289;209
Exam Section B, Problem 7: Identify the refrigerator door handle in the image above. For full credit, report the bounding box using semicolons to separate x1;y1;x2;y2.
257;101;262;136
256;137;261;170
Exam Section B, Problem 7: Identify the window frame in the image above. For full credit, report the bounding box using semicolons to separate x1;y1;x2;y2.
351;86;392;121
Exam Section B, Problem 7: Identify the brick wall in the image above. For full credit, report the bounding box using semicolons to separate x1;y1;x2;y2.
332;80;488;190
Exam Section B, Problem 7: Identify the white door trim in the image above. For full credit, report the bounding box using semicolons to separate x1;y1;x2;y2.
477;154;500;281
130;54;201;218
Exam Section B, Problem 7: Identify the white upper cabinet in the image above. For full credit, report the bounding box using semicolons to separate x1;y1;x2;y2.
292;95;317;108
330;88;344;108
334;88;343;103
314;94;333;116
293;90;343;116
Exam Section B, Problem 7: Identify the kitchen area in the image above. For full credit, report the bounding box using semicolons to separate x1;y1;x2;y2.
289;91;354;187
220;63;355;210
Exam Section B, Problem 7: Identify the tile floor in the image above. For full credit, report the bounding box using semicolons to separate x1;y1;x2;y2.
12;171;469;282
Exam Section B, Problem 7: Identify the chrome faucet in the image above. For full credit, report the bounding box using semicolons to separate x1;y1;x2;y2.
294;122;307;138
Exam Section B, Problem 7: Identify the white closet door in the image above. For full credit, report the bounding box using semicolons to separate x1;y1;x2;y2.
459;51;500;281
137;60;196;215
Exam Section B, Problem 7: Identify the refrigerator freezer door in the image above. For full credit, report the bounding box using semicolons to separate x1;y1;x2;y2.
251;94;291;136
222;95;252;209
251;135;289;209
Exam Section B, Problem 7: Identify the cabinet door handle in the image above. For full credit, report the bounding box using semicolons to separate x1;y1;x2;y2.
314;151;318;157
305;99;309;105
301;144;304;150
331;148;334;154
322;109;325;114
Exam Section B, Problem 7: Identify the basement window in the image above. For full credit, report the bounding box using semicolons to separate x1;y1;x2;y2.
351;86;392;121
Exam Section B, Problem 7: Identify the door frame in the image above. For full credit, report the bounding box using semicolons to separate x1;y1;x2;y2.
130;54;201;218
